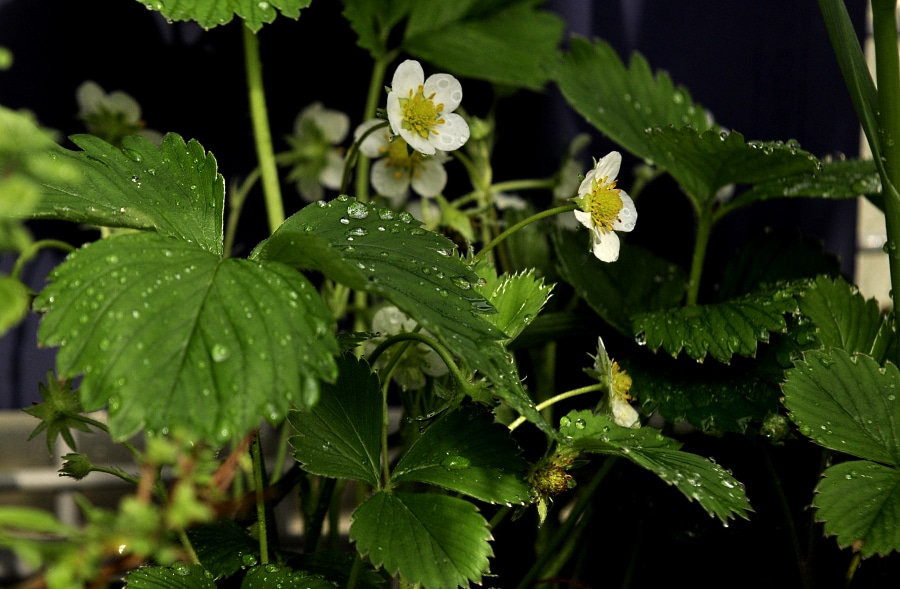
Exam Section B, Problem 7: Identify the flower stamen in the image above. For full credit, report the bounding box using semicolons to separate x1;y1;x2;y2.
589;176;624;234
399;85;445;139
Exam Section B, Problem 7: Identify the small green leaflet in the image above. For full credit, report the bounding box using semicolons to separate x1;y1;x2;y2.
783;349;900;556
350;491;492;589
125;565;216;589
391;406;532;505
473;263;553;343
138;0;310;32
34;232;338;442
33;133;224;256
289;355;383;487
633;284;802;363
558;410;751;522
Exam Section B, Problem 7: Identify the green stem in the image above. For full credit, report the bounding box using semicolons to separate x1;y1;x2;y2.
473;204;576;265
243;25;284;234
250;434;269;565
368;332;474;396
11;239;75;280
685;205;714;306
872;0;900;345
507;383;604;432
354;53;395;202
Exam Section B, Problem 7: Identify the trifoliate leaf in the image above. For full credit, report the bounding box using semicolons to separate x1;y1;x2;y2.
32;134;224;255
555;37;711;163
137;0;309;32
798;276;886;358
633;284;802;363
716;229;840;300
473;263;552;343
558;410;751;522
34;232;338;442
391;406;531;505
125;565;216;589
186;521;260;578
253;197;551;435
783;349;900;466
241;564;336;589
350;491;492;589
289;355;383;486
403;2;565;90
554;229;685;337
814;461;900;557
0;274;30;336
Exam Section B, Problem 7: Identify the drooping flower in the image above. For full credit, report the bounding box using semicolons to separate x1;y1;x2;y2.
76;81;162;146
285;102;350;202
587;337;640;429
365;306;448;390
355;119;448;203
387;60;469;155
571;151;637;262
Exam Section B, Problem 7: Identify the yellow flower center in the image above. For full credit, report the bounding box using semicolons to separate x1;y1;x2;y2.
611;360;633;401
398;85;445;139
589;176;623;233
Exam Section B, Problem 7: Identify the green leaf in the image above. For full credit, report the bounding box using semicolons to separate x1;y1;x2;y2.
187;521;259;578
553;229;685;336
350;491;492;589
555;37;711;163
735;158;881;208
241;564;336;589
289;355;383;486
814;460;900;557
341;0;413;57
137;0;309;32
254;197;551;434
473;264;553;343
783;349;900;466
32;134;224;255
798;276;886;357
559;410;751;522
0;274;30;336
633;284;801;363
403;2;564;90
34;232;338;442
645;127;820;208
391;406;531;505
125;565;216;589
717;230;840;300
626;353;782;434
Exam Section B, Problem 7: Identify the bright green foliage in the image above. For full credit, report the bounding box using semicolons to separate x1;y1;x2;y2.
798;276;888;357
474;263;553;342
187;521;260;578
23;372;91;454
783;349;900;555
555;37;711;163
391;406;532;505
241;564;337;588
554;232;685;337
125;565;217;588
645;128;820;209
33;134;224;256
558;410;752;522
254;196;551;434
289;355;383;486
0;274;30;336
137;0;310;32
34;232;338;442
350;491;492;589
633;284;802;363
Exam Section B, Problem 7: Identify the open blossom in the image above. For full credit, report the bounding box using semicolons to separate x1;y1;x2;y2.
365;306;448;390
285;102;350;202
571;151;637;262
355;119;447;203
387;60;469;155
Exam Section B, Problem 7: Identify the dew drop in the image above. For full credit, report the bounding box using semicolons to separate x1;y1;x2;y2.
211;344;230;363
346;201;369;219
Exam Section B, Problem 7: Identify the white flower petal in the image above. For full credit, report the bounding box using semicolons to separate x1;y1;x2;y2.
420;347;449;377
319;150;345;190
494;192;528;211
431;112;469;152
296;175;324;203
316;109;350;145
76;81;105;115
386;90;405;138
371;159;410;199
372;306;417;334
424;73;463;112
391;60;425;94
613;191;638;232
592;150;622;182
573;209;593;231
410;158;447;197
611;396;640;428
401;128;436;156
354;119;391;158
590;228;621;262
